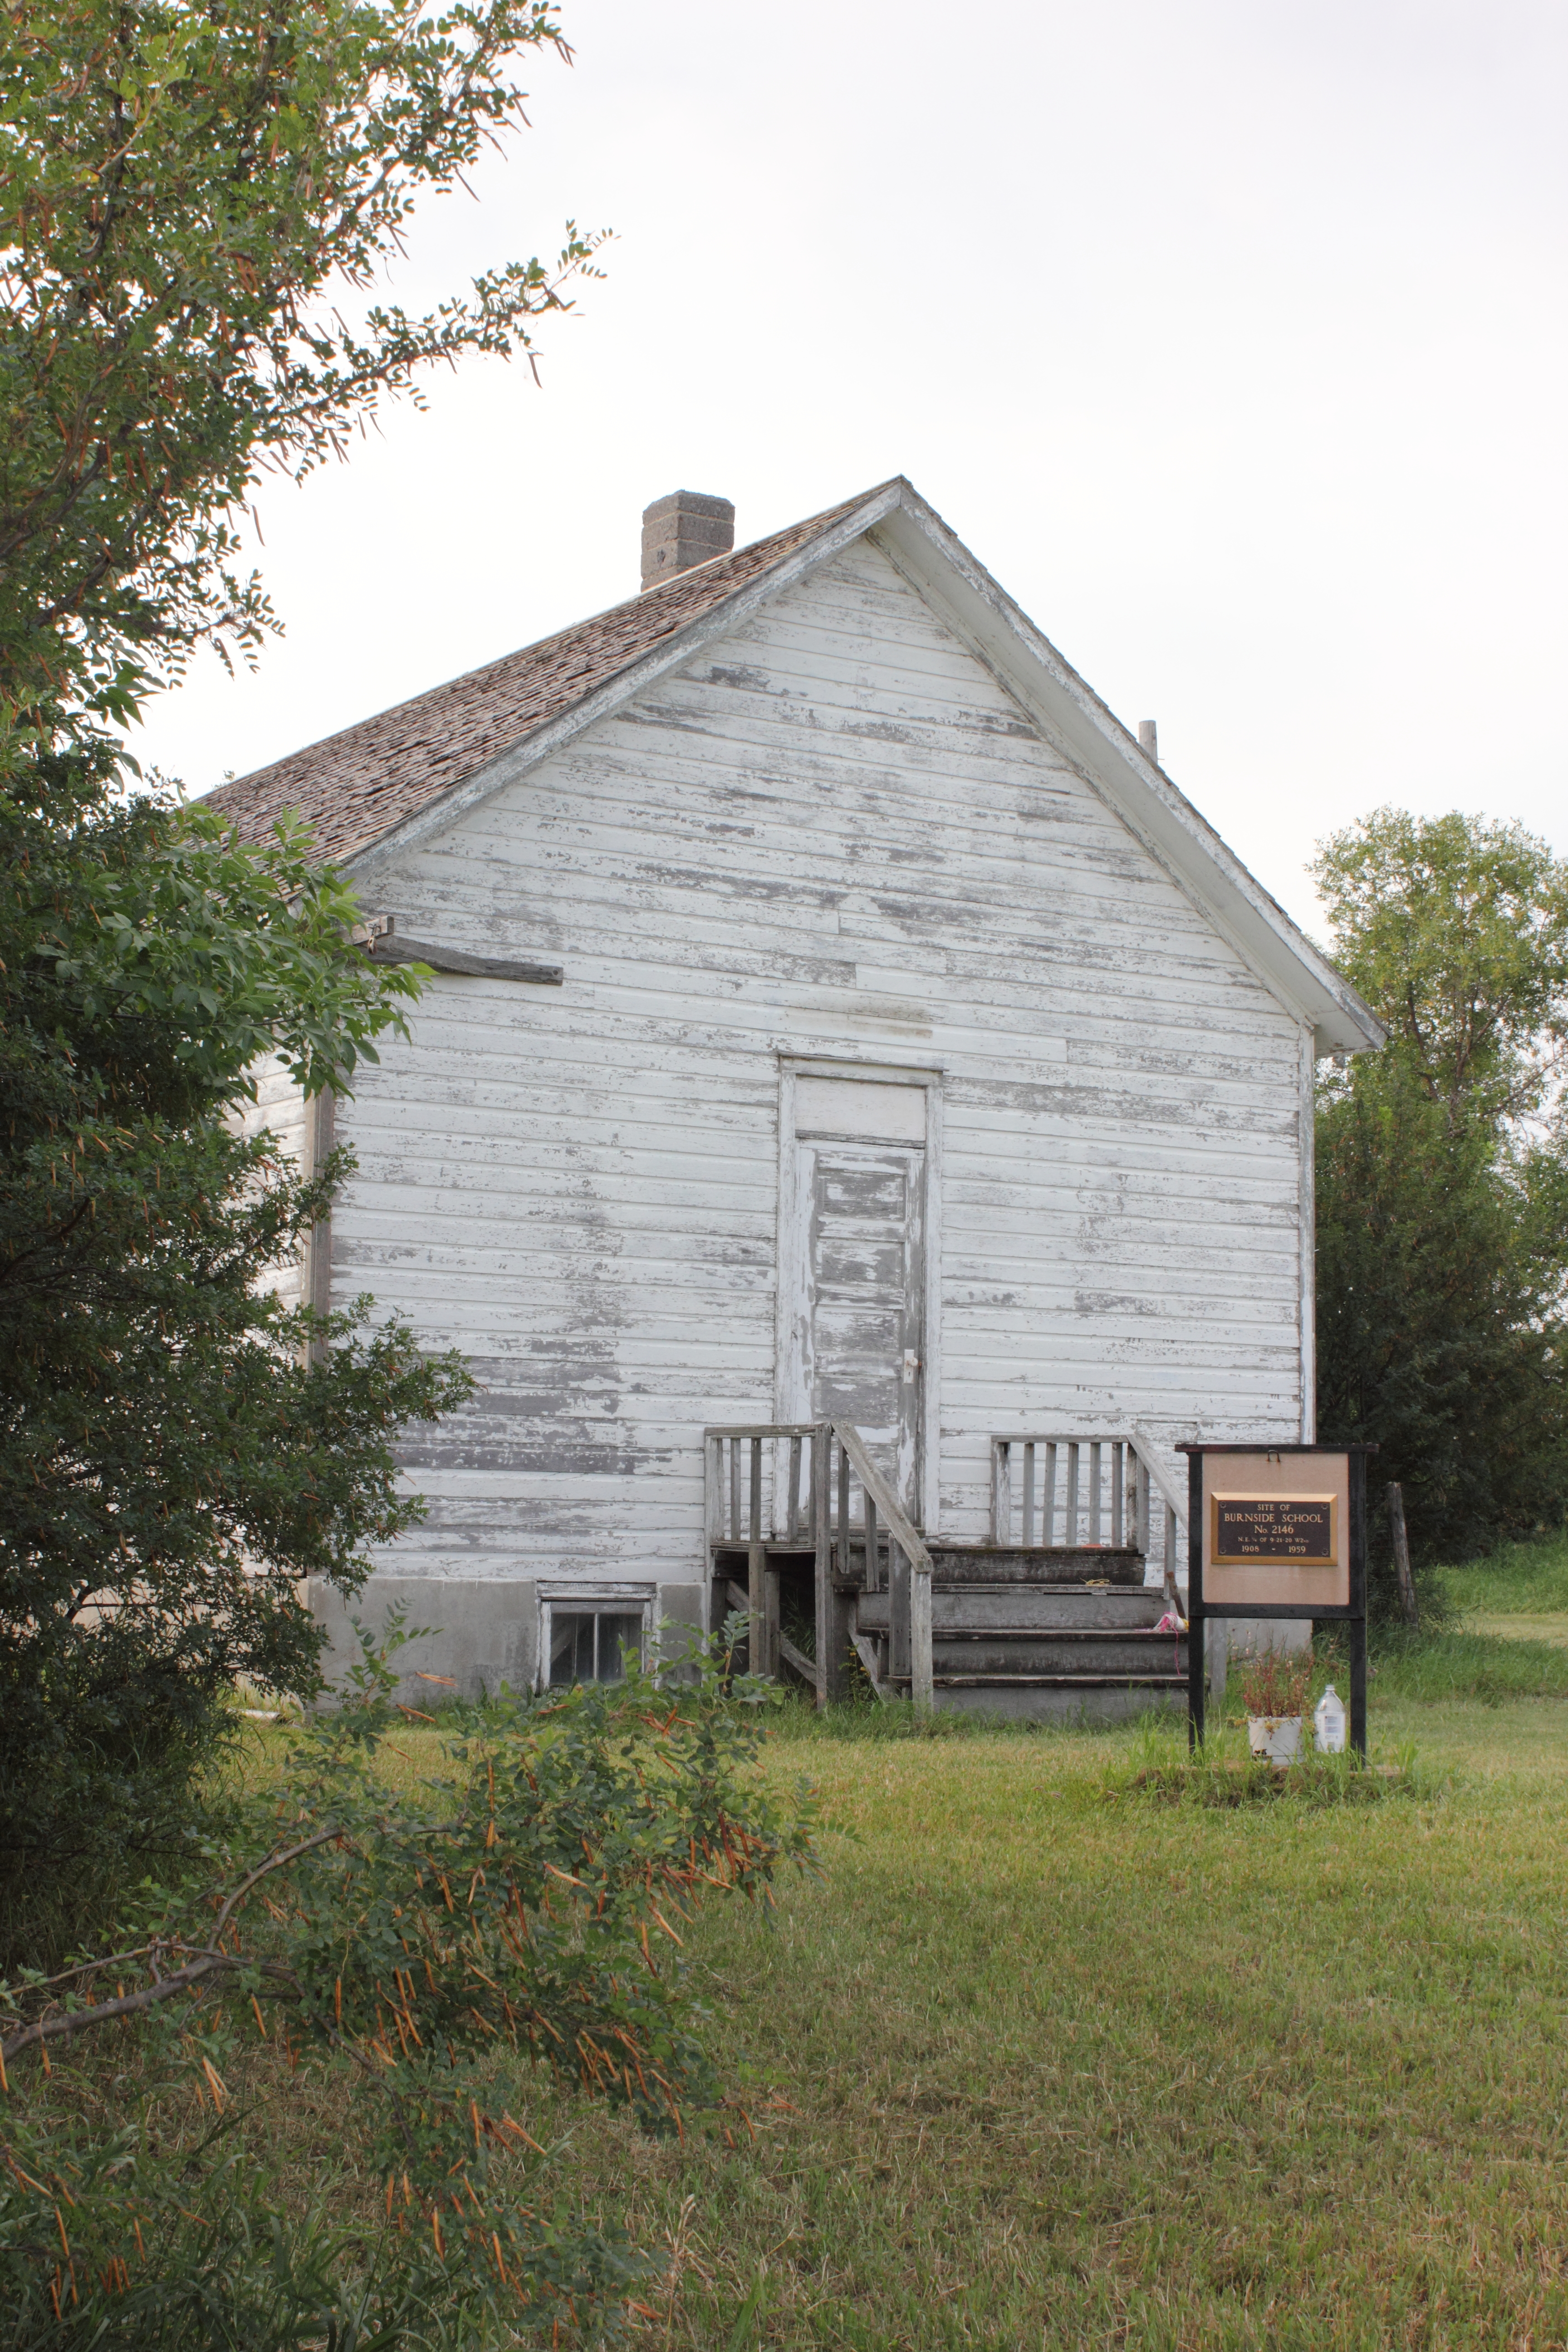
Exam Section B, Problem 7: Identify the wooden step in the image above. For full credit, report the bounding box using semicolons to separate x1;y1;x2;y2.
711;1541;1147;1588
930;1632;1187;1676
710;1532;1185;1720
928;1543;1144;1586
914;1672;1186;1690
857;1585;1171;1636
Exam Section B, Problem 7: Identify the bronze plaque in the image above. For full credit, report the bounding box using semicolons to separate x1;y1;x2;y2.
1210;1494;1337;1567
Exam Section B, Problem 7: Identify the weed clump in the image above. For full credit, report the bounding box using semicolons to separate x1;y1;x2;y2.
1367;1624;1568;1703
1235;1642;1316;1721
1098;1719;1427;1809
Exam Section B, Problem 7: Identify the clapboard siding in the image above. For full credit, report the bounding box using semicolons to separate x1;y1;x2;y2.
321;535;1309;1585
234;1054;310;1311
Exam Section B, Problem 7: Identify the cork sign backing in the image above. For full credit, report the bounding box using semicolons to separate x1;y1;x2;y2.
1201;1452;1351;1608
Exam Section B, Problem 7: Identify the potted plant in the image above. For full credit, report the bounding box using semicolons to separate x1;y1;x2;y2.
1238;1644;1314;1764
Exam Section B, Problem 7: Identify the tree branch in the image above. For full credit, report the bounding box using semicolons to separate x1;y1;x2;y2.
207;1822;346;1947
0;1826;344;2068
1;1952;299;2066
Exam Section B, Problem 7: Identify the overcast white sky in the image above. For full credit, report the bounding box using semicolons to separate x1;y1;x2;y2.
143;0;1568;940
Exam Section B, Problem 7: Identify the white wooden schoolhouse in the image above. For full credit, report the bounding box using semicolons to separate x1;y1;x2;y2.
211;479;1382;1716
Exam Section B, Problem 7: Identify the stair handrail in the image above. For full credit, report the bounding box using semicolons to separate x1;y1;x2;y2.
702;1419;933;1714
988;1426;1187;1603
830;1422;932;1714
1125;1425;1186;1532
829;1421;931;1574
1127;1426;1187;1607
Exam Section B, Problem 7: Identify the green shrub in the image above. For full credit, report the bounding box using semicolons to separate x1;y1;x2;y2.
0;1618;816;2346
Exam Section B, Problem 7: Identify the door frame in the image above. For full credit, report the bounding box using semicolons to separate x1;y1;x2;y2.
775;1055;942;1534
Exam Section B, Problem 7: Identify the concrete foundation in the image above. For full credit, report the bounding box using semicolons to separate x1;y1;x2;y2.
307;1575;707;1707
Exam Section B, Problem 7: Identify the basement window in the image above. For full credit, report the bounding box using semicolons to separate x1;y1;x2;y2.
546;1607;647;1689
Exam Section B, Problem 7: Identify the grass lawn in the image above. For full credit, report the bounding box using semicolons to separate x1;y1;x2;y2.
109;1537;1568;2347
1434;1536;1568;1656
466;1534;1568;2349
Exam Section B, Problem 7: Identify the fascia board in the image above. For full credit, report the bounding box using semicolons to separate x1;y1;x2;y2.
344;483;907;885
871;494;1385;1057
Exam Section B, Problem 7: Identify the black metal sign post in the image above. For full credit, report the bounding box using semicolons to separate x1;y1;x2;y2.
1179;1443;1374;1760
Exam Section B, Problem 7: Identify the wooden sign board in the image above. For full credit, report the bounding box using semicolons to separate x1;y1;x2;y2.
1201;1450;1351;1610
1179;1441;1373;1759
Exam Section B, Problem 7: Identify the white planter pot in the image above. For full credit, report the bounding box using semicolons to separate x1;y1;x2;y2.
1248;1714;1302;1764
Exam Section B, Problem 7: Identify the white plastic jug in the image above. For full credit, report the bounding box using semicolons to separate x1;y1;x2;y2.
1313;1685;1347;1754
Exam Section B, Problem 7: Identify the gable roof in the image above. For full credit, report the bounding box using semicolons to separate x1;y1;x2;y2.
205;477;1383;1054
204;486;882;868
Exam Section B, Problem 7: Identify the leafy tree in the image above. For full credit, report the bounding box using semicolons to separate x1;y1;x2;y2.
0;13;812;2339
1315;807;1568;1124
0;0;600;1896
0;0;599;762
0;772;474;1889
1313;810;1568;1582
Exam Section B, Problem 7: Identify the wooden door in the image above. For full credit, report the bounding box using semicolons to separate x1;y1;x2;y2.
797;1140;925;1515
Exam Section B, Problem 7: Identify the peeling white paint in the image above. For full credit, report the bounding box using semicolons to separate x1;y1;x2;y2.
266;539;1324;1610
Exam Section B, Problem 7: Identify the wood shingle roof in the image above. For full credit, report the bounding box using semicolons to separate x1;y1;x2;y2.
203;485;888;865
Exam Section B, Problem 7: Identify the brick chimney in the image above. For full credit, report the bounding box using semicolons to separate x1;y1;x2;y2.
641;490;735;590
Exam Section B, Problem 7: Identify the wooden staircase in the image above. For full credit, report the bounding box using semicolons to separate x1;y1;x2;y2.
873;1546;1185;1718
706;1426;1189;1721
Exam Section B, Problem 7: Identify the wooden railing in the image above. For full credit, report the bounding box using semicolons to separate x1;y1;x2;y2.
704;1423;933;1712
990;1430;1186;1598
